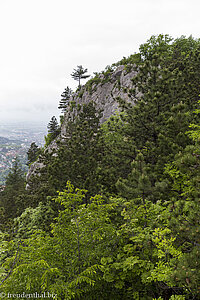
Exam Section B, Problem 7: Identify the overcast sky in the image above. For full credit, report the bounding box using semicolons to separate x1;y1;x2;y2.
0;0;200;125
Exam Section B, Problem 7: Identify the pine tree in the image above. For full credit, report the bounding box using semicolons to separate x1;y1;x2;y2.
27;101;103;203
45;116;60;146
5;158;24;186
97;113;136;194
71;65;90;87
116;152;152;202
162;108;200;296
48;101;103;197
47;116;59;134
114;35;200;201
0;158;26;222
27;142;40;166
58;86;72;113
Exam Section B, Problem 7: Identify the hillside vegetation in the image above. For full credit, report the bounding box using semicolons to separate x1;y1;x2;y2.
0;35;200;299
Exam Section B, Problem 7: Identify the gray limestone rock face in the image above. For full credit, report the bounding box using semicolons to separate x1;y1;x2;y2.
26;160;45;189
61;65;137;136
26;64;137;184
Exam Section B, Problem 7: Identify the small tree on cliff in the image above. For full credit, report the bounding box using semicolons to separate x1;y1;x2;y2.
47;116;59;135
27;142;40;166
58;86;73;113
71;65;90;87
45;116;60;146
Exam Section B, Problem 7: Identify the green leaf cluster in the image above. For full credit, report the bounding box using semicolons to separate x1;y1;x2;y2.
1;34;200;299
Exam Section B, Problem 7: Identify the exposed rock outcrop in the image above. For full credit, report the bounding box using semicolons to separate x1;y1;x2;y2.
61;65;136;136
26;64;137;184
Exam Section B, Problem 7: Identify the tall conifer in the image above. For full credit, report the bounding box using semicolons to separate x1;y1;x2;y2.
58;86;72;113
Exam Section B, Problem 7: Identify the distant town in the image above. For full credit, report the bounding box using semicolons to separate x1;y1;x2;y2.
0;122;47;185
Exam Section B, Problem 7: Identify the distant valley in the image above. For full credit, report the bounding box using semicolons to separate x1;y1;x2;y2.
0;122;47;184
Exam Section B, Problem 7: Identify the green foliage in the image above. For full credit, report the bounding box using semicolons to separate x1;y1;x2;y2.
113;35;200;204
77;89;84;98
162;119;200;296
0;158;26;225
58;86;73;113
47;116;59;135
2;34;200;299
0;182;118;299
28;101;103;205
100;196;183;298
85;73;102;94
27;142;41;166
116;152;152;201
98;112;135;194
45;116;60;147
139;34;173;61
113;53;142;68
13;201;56;238
71;65;90;87
101;65;114;85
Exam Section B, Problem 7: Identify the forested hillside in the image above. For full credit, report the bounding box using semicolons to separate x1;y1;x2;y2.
1;35;200;299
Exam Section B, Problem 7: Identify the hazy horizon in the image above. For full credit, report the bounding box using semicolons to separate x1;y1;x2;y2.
1;0;200;124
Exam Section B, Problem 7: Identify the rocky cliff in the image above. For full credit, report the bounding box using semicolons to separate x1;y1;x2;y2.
26;64;137;183
61;64;136;136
